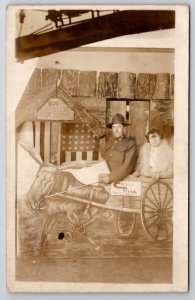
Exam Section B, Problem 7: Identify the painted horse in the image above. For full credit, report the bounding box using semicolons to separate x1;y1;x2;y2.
22;142;109;254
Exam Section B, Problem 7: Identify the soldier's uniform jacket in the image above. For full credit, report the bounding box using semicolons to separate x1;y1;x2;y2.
101;134;137;182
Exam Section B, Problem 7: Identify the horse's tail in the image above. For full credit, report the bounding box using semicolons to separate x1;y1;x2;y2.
19;141;43;165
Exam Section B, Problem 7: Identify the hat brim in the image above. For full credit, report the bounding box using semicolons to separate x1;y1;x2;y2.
106;122;130;129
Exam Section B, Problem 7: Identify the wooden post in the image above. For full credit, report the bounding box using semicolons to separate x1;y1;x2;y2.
56;122;61;166
87;151;93;161
65;151;71;162
44;121;51;163
50;121;61;165
34;121;41;154
76;151;82;161
98;151;102;160
169;74;174;100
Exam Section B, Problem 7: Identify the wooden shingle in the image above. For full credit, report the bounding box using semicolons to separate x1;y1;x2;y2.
153;73;170;100
61;69;79;96
78;71;97;97
135;73;156;99
42;68;61;88
118;72;136;99
98;72;118;98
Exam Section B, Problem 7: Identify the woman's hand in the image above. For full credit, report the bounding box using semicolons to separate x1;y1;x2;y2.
99;174;111;184
132;171;141;177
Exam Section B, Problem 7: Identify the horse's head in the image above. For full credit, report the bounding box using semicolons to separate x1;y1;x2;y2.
25;164;57;214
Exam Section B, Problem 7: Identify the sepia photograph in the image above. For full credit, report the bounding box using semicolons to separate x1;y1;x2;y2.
6;5;189;292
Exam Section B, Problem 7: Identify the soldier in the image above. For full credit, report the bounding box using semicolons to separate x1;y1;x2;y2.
99;113;137;184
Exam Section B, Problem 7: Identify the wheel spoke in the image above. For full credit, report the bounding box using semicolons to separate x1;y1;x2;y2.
162;186;169;209
150;187;161;208
165;218;173;225
145;213;158;222
166;213;172;219
166;212;173;218
143;203;157;211
145;195;159;209
166;205;173;211
147;217;159;228
142;181;173;241
155;221;162;240
162;219;169;239
157;182;162;208
164;196;173;209
144;211;157;218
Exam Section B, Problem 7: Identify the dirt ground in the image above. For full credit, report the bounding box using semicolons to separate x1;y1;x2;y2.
16;256;172;283
16;213;172;283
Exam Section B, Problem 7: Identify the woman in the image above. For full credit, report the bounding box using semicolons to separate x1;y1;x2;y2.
133;129;173;180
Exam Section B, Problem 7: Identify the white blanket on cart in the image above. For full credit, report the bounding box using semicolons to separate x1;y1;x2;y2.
58;160;110;185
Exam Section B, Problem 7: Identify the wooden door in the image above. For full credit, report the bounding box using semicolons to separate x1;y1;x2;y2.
128;100;150;146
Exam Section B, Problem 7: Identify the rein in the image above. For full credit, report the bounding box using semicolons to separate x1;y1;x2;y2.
45;181;102;200
36;165;103;210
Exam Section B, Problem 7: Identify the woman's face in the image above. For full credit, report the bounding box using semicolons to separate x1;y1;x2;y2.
149;132;162;147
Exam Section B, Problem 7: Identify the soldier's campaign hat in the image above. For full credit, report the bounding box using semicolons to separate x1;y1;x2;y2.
106;113;130;128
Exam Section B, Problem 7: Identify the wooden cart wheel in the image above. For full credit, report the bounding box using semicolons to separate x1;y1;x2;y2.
117;211;136;237
141;180;173;241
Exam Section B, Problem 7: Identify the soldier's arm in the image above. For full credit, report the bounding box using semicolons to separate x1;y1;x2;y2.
99;132;112;159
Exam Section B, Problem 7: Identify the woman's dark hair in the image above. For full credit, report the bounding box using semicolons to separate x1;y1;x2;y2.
145;129;164;143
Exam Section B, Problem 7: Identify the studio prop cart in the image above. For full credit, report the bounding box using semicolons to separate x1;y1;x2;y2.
37;173;173;250
107;177;173;242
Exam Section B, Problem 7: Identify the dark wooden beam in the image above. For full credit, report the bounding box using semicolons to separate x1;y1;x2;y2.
16;10;175;61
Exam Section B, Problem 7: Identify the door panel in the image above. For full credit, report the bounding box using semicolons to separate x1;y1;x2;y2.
129;101;150;146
